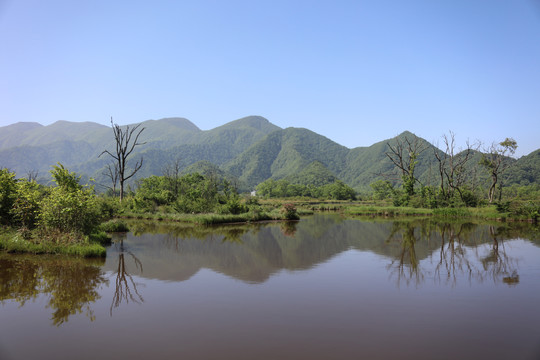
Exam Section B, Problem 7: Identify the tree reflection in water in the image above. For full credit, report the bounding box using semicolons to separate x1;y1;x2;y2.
482;225;519;285
386;221;519;288
386;222;423;287
435;222;477;286
280;221;298;237
0;255;107;326
110;234;144;316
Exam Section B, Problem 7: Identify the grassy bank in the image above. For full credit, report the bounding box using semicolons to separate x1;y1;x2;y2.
291;200;539;222
117;206;297;225
0;228;107;257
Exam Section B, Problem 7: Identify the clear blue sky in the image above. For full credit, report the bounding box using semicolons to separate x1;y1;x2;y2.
1;0;539;157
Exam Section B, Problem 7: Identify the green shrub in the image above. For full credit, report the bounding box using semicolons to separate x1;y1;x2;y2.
281;203;299;220
99;219;129;232
38;186;101;235
0;168;17;225
11;179;42;229
38;165;101;236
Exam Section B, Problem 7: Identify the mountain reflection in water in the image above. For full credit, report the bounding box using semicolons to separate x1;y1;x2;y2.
0;214;539;325
1;214;540;360
105;215;537;286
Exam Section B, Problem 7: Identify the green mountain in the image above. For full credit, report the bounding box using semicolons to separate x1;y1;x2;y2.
0;116;538;192
0;116;279;184
341;131;441;190
225;129;445;191
0;122;44;149
224;127;350;187
505;149;540;186
285;161;339;186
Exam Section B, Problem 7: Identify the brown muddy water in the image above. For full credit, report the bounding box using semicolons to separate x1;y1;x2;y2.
1;214;540;360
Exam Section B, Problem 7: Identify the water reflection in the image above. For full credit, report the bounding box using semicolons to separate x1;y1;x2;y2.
0;216;538;326
109;234;144;315
112;216;538;287
0;254;107;325
383;220;524;287
386;222;423;287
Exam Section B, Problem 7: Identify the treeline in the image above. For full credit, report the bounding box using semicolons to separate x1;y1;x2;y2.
255;179;356;200
128;173;247;214
370;134;540;216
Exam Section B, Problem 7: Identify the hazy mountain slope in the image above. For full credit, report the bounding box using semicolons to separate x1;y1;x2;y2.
1;116;538;190
19;120;109;148
131;117;201;150
0;122;43;150
0;140;96;177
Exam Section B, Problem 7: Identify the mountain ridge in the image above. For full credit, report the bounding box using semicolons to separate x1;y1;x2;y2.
0;116;537;191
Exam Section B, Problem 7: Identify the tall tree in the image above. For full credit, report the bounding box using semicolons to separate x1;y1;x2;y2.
433;132;478;203
385;134;426;198
100;118;146;201
480;138;517;203
162;158;182;200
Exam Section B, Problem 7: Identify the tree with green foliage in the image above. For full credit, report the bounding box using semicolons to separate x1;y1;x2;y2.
38;164;101;236
385;135;426;204
174;173;220;213
256;178;356;200
0;168;17;225
480;138;518;203
433;132;478;205
11;179;42;229
370;180;395;200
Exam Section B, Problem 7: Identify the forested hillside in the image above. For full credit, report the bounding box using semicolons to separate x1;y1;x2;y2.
0;116;538;192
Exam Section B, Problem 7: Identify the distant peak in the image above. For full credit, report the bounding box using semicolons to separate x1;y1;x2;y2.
48;120;108;128
2;121;43;130
152;117;201;131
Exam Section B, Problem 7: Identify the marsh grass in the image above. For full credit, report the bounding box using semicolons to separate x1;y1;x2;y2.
99;219;130;233
119;206;288;225
343;205;432;217
0;229;106;257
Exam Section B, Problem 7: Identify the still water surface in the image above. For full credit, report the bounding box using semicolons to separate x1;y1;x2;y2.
1;214;540;359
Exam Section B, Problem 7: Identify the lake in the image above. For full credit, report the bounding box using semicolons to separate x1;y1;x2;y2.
1;214;540;360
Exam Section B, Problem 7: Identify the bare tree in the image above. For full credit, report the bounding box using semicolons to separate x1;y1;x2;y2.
26;169;39;182
385;134;426;197
110;237;144;316
433;132;479;203
162;158;182;199
102;162;119;195
480;138;517;203
99;118;146;201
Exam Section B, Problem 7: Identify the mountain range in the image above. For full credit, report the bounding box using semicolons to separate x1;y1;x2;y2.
0;116;538;192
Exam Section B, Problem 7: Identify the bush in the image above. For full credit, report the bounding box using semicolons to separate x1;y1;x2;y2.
281;203;299;220
11;179;43;229
99;219;129;232
0;168;17;225
38;164;101;236
39;186;101;235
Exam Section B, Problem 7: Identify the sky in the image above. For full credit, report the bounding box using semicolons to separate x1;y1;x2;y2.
1;0;539;157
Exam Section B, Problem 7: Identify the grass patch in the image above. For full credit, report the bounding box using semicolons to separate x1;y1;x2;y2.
344;205;433;217
99;219;130;232
119;207;290;225
433;207;472;218
0;228;106;257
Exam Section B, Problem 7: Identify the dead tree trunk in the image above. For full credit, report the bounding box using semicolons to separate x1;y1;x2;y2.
99;118;146;201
